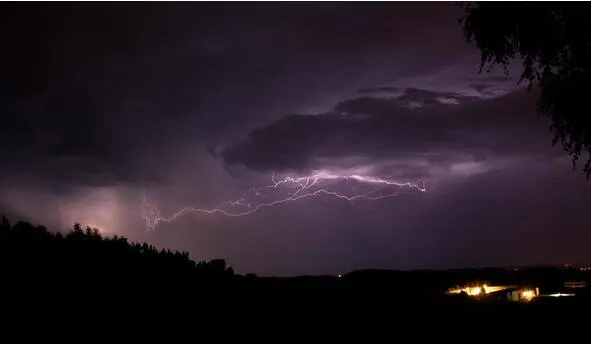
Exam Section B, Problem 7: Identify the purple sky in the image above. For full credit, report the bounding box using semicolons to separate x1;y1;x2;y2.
2;2;591;276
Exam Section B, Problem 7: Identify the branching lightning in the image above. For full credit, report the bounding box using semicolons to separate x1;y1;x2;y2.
138;172;426;231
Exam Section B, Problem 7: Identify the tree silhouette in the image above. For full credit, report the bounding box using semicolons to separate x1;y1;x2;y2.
460;3;591;176
0;215;235;294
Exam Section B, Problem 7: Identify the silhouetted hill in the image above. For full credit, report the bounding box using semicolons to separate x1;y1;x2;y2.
2;214;591;333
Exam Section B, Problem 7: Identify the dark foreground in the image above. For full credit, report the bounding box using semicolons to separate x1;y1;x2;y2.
1;218;589;335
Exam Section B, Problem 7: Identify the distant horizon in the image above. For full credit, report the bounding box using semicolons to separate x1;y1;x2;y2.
4;211;590;278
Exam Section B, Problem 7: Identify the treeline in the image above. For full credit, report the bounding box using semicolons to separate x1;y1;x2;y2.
0;215;235;294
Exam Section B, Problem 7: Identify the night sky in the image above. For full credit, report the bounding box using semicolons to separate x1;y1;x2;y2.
2;2;591;276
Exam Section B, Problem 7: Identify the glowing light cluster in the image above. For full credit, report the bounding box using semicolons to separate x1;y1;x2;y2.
138;171;426;231
448;284;491;296
448;284;514;296
448;284;539;302
520;289;536;301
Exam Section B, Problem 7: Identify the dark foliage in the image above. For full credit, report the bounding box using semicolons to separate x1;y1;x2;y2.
0;215;234;296
460;2;591;176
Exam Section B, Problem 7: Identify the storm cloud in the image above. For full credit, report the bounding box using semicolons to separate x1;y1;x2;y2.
220;86;557;182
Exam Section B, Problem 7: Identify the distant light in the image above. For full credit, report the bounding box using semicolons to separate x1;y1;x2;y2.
520;290;536;301
447;284;515;296
463;286;485;296
546;293;575;297
85;224;102;230
337;274;342;279
82;223;108;234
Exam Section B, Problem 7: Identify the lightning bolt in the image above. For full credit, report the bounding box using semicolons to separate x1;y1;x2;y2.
138;172;426;231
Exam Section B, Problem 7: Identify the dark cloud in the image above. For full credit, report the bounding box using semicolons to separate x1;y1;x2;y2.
470;83;498;94
467;75;514;83
220;87;554;181
0;95;166;188
350;87;482;109
468;83;509;97
357;86;400;94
